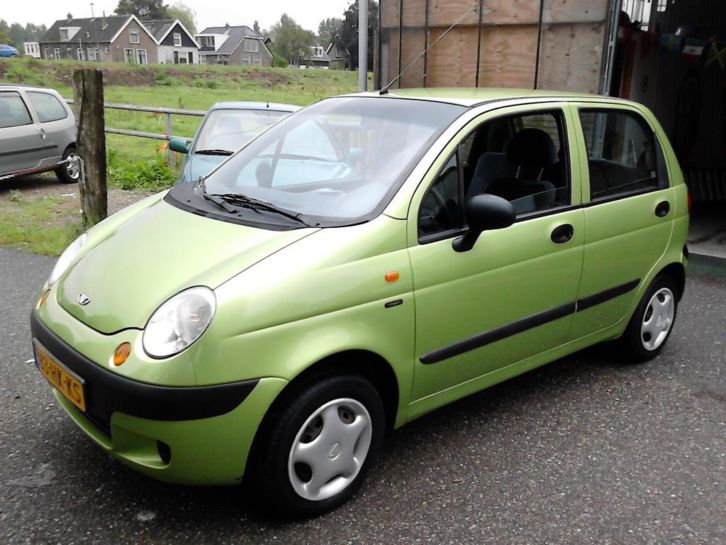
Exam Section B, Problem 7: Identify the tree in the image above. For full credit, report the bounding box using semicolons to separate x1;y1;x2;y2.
269;14;316;66
253;20;261;35
167;2;196;34
115;0;169;20
0;20;47;47
338;0;378;71
317;17;342;47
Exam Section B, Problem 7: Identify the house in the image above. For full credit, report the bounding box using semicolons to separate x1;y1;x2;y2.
301;42;350;70
144;19;199;64
39;14;157;64
23;42;41;58
196;25;272;67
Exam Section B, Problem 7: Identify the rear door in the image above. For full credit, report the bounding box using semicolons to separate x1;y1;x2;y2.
0;90;44;175
24;90;71;164
569;104;675;340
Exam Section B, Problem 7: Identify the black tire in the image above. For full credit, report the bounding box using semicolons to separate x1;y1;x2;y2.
55;146;81;184
619;275;679;363
251;374;385;518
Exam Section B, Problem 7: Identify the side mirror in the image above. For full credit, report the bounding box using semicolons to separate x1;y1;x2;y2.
169;136;191;154
453;194;515;253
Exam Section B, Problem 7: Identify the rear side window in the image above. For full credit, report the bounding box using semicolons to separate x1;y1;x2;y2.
0;92;33;128
26;92;68;123
579;109;665;200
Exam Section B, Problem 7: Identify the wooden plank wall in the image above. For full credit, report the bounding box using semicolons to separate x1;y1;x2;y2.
380;0;610;92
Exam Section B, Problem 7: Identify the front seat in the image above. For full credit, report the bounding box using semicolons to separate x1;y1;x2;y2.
487;128;557;214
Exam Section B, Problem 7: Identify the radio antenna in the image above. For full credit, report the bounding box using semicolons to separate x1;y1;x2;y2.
379;3;480;95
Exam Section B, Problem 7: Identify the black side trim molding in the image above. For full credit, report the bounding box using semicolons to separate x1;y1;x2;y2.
575;279;640;312
420;279;640;365
0;144;57;158
30;311;258;433
420;302;576;364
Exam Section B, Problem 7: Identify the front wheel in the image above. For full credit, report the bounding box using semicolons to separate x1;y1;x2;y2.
252;374;385;517
620;275;679;362
55;147;81;184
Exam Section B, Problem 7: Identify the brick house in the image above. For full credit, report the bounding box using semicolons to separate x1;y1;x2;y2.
38;14;157;64
196;25;273;66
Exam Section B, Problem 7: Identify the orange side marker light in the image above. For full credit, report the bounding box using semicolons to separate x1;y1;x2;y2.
113;342;132;367
385;271;400;283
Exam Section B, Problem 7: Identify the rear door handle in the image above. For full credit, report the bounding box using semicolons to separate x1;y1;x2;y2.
655;201;670;217
551;223;574;244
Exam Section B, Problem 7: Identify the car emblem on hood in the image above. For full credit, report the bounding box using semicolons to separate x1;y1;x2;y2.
78;293;91;306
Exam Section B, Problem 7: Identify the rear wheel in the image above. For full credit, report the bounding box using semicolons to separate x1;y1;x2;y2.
620;275;678;362
252;374;385;517
55;147;81;184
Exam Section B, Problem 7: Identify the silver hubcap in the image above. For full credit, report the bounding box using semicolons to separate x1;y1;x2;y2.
641;287;675;351
288;398;372;501
65;153;81;180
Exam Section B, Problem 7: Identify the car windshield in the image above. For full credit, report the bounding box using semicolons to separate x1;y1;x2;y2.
200;97;465;224
194;108;290;154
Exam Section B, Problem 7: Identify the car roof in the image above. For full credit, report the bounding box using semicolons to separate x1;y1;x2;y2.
350;88;635;108
209;101;300;113
0;84;61;93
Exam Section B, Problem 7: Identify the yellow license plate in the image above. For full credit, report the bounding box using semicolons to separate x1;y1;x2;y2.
34;341;86;412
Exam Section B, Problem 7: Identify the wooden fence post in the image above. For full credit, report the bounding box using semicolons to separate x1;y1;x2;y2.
72;69;107;227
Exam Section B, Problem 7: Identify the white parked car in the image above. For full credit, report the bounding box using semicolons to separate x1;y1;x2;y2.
0;85;79;183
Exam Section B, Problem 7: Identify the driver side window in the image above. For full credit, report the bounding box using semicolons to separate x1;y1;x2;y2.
418;151;464;239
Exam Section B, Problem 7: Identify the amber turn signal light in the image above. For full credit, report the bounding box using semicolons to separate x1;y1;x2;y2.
113;342;132;366
37;289;51;309
385;271;400;283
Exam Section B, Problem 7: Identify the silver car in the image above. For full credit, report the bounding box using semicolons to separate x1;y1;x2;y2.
0;85;79;183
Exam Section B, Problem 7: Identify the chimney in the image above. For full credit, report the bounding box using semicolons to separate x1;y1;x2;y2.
67;12;73;22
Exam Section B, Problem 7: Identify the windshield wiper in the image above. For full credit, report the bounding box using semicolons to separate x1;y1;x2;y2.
195;177;313;227
212;192;314;227
195;149;234;156
195;177;238;213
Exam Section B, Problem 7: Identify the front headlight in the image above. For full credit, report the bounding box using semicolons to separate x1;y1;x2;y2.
48;232;87;286
142;286;216;359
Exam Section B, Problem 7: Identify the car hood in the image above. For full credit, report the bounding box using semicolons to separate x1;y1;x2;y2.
178;154;228;183
57;199;316;334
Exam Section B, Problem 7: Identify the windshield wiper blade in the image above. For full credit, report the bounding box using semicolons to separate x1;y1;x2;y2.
195;177;238;214
195;149;234;156
211;192;313;227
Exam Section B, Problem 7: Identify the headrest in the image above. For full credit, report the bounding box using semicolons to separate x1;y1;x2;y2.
506;128;557;168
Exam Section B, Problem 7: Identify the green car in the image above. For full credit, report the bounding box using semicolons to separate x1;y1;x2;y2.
31;89;688;516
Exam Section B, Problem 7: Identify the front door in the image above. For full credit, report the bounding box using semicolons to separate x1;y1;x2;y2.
409;105;585;408
0;91;44;175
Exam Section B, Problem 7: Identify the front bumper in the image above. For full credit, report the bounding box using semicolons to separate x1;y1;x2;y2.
31;311;288;485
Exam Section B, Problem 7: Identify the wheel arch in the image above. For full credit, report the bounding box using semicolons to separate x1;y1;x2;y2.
656;261;686;300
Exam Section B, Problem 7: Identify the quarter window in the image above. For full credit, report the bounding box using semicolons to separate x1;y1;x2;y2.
579;109;664;200
418;152;464;238
0;92;33;128
26;92;68;123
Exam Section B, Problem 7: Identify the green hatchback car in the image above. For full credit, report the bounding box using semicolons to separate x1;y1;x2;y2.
31;89;688;516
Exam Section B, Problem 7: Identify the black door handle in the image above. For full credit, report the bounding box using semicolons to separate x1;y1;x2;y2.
655;201;670;217
551;224;574;244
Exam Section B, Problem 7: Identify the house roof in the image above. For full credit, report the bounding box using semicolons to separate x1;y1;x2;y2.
41;15;131;43
145;19;199;47
197;25;266;55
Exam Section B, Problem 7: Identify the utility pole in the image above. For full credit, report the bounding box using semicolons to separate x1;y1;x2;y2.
358;0;368;92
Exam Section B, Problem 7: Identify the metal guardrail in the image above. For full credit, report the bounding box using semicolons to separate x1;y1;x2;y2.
65;98;205;167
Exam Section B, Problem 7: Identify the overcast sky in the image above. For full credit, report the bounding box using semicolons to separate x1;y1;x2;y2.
2;0;353;34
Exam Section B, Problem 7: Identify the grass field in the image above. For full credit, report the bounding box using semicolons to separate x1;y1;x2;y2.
1;58;364;187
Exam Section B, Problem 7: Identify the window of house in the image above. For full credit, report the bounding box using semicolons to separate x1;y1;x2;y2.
0;92;33;128
241;55;251;65
579;109;665;200
244;39;259;53
188;52;194;64
124;48;134;63
87;48;98;61
44;48;50;59
129;29;140;44
53;48;60;59
200;36;214;48
77;48;85;61
60;28;70;41
26;92;68;123
173;32;182;47
136;49;147;65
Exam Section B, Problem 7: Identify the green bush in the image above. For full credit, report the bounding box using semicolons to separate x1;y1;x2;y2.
107;151;178;191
